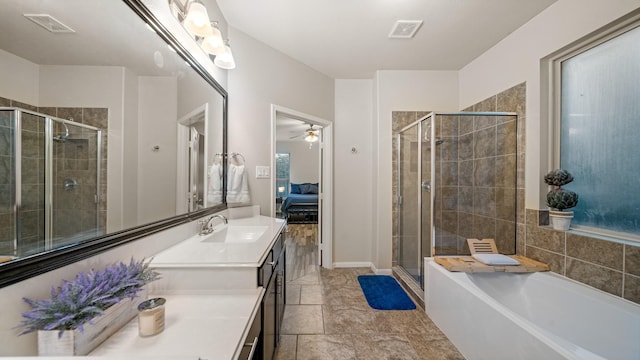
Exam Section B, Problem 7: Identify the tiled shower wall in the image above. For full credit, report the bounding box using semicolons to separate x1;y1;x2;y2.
391;83;525;264
434;112;519;255
0;96;108;256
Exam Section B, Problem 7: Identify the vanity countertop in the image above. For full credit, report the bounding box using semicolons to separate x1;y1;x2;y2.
90;289;264;359
150;215;286;268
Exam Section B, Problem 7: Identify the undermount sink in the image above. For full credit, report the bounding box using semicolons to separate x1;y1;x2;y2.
201;225;268;243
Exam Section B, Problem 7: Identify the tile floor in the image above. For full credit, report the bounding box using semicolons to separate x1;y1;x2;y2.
276;224;465;360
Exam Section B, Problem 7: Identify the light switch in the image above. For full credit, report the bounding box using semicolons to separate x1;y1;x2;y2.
256;166;270;179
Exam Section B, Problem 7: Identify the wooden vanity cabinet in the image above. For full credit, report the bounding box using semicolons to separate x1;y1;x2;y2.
259;230;286;360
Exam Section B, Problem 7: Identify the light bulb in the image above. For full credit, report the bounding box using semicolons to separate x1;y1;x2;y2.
214;41;236;69
183;1;211;37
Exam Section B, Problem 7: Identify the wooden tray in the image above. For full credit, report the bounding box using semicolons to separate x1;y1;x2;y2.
434;255;549;273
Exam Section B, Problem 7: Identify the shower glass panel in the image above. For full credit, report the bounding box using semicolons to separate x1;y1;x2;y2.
0;110;16;258
0;108;102;258
397;125;420;283
51;119;102;249
396;112;518;290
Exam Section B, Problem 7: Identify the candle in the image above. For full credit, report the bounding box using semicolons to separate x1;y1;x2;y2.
137;297;166;337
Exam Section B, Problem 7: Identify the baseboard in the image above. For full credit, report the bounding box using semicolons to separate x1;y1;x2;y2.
333;262;372;268
332;262;392;275
370;263;392;275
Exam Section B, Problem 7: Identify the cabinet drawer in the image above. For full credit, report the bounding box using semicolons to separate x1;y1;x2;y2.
259;250;274;287
239;306;261;360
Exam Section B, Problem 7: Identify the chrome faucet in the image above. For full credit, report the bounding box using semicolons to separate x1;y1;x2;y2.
199;214;228;235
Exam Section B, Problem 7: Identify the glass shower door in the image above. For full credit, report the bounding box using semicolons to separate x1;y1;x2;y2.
420;117;433;267
397;126;420;283
50;119;102;249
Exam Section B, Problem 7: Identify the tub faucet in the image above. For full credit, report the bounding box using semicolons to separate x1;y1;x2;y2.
199;214;228;235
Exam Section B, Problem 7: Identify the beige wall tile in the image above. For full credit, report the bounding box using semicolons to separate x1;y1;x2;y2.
625;244;640;277
566;258;623;297
566;233;623;270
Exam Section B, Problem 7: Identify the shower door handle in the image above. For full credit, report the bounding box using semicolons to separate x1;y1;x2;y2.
421;181;431;192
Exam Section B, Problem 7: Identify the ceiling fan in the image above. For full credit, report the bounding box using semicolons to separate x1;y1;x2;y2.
289;124;319;142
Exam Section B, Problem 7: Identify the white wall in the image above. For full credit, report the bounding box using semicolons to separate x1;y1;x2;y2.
0;49;39;105
227;28;334;214
122;67;140;228
334;79;374;265
275;141;319;184
137;76;178;224
372;70;459;270
458;0;640;210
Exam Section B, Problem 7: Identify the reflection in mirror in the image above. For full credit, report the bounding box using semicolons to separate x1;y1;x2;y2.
0;0;227;277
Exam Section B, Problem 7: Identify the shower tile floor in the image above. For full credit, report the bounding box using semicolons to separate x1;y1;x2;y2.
277;224;465;360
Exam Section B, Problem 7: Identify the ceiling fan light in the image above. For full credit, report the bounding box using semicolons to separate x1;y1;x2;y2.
183;0;211;37
305;132;318;142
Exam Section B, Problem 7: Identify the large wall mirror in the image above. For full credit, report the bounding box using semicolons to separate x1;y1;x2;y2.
0;0;227;287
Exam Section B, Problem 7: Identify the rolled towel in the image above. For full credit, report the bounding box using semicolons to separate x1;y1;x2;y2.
472;254;521;266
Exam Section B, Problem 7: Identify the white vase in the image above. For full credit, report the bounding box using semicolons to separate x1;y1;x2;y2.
37;291;146;356
549;210;573;231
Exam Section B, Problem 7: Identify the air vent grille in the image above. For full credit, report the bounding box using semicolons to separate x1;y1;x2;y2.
388;20;423;39
24;14;75;33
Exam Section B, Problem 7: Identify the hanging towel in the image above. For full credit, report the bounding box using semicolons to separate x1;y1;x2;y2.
227;163;250;203
207;163;223;204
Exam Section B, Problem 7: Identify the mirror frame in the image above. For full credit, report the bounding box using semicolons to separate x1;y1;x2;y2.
0;0;228;288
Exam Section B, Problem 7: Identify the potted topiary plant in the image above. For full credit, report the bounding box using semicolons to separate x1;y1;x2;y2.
544;169;579;230
17;258;159;356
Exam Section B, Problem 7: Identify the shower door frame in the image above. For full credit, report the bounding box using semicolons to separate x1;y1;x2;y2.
4;107;102;254
396;111;517;288
396;114;435;285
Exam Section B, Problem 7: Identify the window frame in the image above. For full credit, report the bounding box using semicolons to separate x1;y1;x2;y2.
546;9;640;243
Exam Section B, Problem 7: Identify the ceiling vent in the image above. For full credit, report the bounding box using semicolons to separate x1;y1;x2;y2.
388;20;423;39
23;14;75;33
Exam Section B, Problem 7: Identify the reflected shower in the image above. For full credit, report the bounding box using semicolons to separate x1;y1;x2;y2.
53;122;70;143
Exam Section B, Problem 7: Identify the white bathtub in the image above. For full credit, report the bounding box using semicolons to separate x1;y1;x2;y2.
424;258;640;360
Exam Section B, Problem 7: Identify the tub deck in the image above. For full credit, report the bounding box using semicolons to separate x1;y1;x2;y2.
434;255;549;273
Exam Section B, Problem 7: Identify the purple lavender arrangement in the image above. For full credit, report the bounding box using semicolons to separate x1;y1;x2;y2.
17;258;159;337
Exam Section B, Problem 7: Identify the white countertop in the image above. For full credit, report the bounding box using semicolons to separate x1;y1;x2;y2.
150;216;286;268
90;289;264;360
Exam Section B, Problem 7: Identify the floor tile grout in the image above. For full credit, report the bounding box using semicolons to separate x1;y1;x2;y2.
276;224;465;360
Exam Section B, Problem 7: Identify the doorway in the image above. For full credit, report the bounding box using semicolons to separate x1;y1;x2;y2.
176;103;209;213
271;105;333;270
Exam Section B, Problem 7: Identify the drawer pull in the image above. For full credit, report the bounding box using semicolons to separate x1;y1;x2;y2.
266;261;276;267
247;336;259;359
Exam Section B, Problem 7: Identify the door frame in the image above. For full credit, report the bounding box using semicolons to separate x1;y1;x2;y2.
270;104;333;269
176;103;209;214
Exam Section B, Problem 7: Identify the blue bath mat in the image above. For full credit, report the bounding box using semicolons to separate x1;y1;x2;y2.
357;275;416;310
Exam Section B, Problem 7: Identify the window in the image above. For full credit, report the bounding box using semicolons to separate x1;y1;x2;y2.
275;153;290;198
552;15;640;239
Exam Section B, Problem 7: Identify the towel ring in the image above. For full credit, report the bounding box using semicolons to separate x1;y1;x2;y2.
229;152;245;165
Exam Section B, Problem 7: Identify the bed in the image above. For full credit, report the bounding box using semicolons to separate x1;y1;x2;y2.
280;183;319;224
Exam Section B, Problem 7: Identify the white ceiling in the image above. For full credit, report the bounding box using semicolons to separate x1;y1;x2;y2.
216;0;557;78
0;0;186;76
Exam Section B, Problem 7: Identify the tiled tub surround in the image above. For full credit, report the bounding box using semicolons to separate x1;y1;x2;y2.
525;209;640;305
0;96;107;256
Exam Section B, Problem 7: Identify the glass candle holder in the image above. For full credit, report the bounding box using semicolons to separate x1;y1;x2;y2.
137;297;166;337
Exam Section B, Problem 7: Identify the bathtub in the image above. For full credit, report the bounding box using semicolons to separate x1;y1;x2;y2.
424;258;640;360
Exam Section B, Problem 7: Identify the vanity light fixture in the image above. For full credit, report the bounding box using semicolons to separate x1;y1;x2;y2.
183;0;210;37
200;22;225;55
169;0;236;69
213;40;236;69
